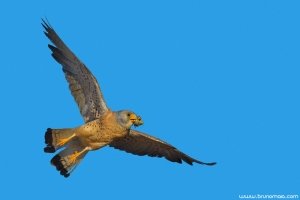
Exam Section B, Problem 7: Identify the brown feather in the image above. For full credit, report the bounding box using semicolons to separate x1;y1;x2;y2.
109;130;217;166
42;19;109;123
44;128;76;153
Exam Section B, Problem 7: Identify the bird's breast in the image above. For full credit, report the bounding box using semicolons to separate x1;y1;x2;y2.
76;117;128;150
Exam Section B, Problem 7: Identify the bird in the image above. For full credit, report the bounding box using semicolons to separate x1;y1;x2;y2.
42;18;216;178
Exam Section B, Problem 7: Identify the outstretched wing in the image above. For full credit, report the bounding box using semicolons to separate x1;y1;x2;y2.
109;130;216;166
42;19;109;123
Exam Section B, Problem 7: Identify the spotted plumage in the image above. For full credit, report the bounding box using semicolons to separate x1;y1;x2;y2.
42;18;216;178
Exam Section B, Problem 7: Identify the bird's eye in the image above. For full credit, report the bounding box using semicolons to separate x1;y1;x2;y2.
127;113;131;117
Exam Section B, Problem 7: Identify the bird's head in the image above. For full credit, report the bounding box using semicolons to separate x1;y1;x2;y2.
115;110;144;129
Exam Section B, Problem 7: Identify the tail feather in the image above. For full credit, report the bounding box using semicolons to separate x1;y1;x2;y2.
51;143;88;178
44;128;76;153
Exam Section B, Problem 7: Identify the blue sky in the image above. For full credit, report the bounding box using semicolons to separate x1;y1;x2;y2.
0;1;299;199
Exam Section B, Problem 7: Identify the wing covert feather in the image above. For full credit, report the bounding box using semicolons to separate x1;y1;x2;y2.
42;19;109;123
109;130;216;166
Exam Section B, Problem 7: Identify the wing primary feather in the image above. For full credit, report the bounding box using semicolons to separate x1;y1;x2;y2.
42;18;109;123
109;130;217;166
179;153;194;165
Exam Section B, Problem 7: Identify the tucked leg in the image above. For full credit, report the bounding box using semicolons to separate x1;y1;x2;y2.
68;147;91;164
56;134;76;147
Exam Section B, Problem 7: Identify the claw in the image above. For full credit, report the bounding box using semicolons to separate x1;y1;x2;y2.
68;151;79;164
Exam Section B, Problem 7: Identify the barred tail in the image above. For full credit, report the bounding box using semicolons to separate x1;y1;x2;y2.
44;128;76;153
51;145;88;178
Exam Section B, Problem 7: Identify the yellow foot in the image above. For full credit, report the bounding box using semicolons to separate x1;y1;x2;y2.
56;134;75;147
56;138;69;147
68;151;80;164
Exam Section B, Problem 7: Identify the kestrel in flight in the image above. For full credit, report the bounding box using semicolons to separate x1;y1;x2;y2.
42;18;216;178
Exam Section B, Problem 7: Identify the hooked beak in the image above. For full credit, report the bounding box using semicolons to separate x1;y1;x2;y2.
130;115;144;127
